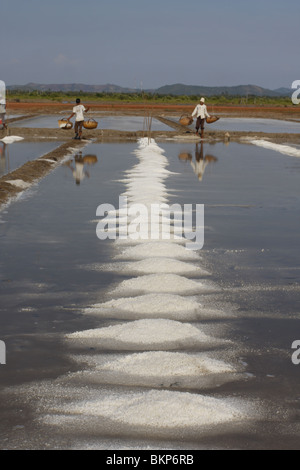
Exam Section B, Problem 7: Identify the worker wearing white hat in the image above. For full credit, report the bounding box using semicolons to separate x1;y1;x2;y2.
191;97;210;138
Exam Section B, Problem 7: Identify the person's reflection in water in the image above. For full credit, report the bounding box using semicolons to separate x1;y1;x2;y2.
178;142;218;182
191;142;206;181
192;142;218;181
0;142;8;177
64;152;98;185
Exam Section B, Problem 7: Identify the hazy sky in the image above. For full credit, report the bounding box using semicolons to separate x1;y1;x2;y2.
1;0;299;89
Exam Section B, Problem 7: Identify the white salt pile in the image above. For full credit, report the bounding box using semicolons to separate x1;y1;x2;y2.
119;258;209;275
84;293;203;320
116;242;200;260
113;273;214;295
46;389;247;430
65;318;219;350
86;293;200;315
0;136;24;144
85;259;208;275
38;158;57;164
5;179;31;189
95;351;236;376
63;351;240;389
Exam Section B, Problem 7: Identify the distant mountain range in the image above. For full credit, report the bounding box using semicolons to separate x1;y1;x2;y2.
7;82;292;97
7;82;136;94
155;84;292;97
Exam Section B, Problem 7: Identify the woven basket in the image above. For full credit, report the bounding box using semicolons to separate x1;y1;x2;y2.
179;115;193;126
83;119;98;129
205;155;218;163
206;116;219;124
83;155;98;165
58;118;73;129
178;152;192;161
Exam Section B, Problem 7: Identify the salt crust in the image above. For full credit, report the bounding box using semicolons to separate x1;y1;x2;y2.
5;179;31;189
251;140;300;157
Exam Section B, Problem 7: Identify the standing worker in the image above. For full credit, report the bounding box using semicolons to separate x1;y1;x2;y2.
191;97;210;139
0;80;7;130
67;98;90;140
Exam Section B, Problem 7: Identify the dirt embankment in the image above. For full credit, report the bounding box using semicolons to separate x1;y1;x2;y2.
6;101;300;121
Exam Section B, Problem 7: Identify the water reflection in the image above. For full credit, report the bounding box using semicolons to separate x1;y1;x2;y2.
64;152;98;185
178;143;218;181
0;142;9;177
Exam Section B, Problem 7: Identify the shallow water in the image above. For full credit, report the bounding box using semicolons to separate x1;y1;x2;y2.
10;115;173;131
212;117;300;133
178;117;300;133
0;141;60;177
0;139;299;449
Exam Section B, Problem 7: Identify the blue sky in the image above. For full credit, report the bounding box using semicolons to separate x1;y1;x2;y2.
0;0;299;89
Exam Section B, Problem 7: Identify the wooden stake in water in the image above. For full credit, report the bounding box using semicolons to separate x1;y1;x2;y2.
143;110;153;144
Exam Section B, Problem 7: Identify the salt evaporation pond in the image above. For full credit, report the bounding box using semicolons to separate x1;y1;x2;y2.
0;141;60;177
10;115;173;131
182;117;300;133
0;138;299;449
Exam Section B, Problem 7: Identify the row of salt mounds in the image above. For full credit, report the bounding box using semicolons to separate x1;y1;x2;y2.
102;138;187;247
64;138;244;440
80;137;227;344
